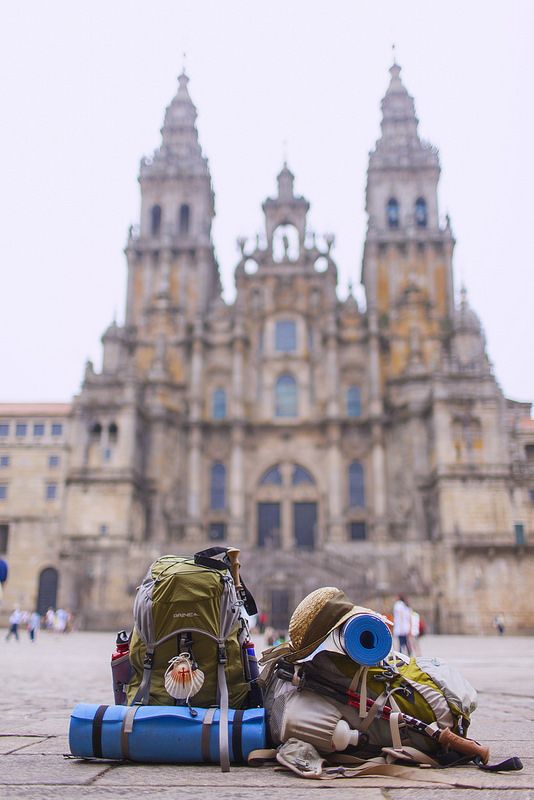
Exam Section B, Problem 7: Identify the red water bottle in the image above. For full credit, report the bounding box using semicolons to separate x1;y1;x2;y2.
111;630;132;705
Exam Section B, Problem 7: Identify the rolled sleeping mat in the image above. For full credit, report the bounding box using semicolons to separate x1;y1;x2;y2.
69;703;266;764
334;613;393;666
301;612;393;666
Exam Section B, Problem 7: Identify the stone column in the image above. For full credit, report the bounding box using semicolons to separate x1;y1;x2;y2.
366;245;387;541
186;319;204;542
228;318;246;540
325;315;340;418
327;422;345;542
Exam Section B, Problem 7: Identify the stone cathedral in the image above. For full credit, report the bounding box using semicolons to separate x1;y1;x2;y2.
1;64;533;632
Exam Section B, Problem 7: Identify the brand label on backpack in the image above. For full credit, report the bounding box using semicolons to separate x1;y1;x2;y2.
173;612;200;618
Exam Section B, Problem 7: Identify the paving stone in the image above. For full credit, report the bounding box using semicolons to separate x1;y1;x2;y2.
2;789;384;800
0;755;111;785
387;792;534;800
0;737;48;755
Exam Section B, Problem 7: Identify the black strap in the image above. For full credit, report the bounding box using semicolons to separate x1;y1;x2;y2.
475;756;523;772
194;547;258;616
232;709;244;764
92;704;108;758
194;547;230;571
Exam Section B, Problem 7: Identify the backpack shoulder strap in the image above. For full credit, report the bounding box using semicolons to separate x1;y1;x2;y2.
217;644;230;772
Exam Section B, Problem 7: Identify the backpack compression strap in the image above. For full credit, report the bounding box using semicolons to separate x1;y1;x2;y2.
130;649;154;706
217;644;230;772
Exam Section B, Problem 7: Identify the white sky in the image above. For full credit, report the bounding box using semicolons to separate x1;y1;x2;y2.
1;1;533;405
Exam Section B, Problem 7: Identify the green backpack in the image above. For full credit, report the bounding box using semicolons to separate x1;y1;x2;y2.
126;548;258;770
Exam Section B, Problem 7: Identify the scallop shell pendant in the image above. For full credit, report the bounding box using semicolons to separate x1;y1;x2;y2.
164;653;205;700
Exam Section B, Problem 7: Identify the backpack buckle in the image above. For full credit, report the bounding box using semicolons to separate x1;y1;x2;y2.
143;651;154;669
218;645;227;664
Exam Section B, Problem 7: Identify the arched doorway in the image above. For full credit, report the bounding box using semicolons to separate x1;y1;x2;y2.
37;567;59;615
256;462;318;551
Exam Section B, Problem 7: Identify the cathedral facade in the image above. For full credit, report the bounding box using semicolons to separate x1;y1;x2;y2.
1;65;534;632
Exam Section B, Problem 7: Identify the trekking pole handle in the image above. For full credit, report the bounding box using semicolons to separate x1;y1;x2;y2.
438;728;490;764
227;547;243;591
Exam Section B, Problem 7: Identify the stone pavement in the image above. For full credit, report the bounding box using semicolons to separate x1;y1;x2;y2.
0;631;533;799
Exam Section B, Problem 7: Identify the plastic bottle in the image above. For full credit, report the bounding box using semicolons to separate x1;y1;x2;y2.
243;639;263;706
331;719;360;751
111;630;132;705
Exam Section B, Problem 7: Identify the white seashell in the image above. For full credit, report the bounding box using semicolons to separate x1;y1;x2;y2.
164;653;205;700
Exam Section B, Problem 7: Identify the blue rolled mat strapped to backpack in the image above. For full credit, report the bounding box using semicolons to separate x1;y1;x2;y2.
69;703;266;764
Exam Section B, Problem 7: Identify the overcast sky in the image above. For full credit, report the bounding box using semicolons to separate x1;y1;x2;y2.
1;1;533;406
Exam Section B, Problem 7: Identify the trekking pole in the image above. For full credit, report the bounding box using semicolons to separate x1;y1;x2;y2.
275;665;490;764
227;548;247;604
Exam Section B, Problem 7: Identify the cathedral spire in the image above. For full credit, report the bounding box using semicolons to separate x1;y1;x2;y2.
145;70;209;176
377;61;420;152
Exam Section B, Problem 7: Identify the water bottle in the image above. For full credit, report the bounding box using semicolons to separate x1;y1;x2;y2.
243;640;262;706
111;630;132;705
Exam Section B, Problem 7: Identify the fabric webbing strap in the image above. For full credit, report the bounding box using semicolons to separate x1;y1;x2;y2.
232;709;244;764
218;660;230;772
201;707;217;762
91;704;108;758
120;705;140;760
389;711;403;750
131;649;154;705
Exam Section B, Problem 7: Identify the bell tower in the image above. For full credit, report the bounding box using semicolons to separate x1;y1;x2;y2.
123;72;221;339
362;62;455;380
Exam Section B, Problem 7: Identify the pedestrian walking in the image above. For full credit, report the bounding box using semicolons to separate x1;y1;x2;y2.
5;607;23;641
28;610;41;642
493;613;505;636
393;595;412;655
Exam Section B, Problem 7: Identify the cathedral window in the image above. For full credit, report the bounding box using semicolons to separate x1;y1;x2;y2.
260;465;283;485
151;204;162;236
16;423;27;437
179;204;190;234
48;455;60;468
0;424;9;437
275;320;297;352
0;455;9;467
33;423;45;437
210;462;226;510
292;465;315;485
90;422;102;441
108;422;119;443
45;483;57;501
348;462;365;507
208;522;226;541
525;445;534;462
51;423;63;436
0;523;8;553
349;521;367;540
347;386;361;417
387;198;399;228
415;197;427;228
0;484;7;500
275;374;298;418
212;388;227;420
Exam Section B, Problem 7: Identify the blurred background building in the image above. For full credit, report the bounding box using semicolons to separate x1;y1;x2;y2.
1;64;533;632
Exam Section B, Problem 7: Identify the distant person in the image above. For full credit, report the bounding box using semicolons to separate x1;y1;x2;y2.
55;608;69;633
393;595;412;655
258;612;267;635
5;607;23;641
493;613;505;636
409;609;421;656
28;610;41;642
44;607;56;631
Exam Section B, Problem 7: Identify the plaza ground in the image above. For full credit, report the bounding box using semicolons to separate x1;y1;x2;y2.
0;630;533;799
